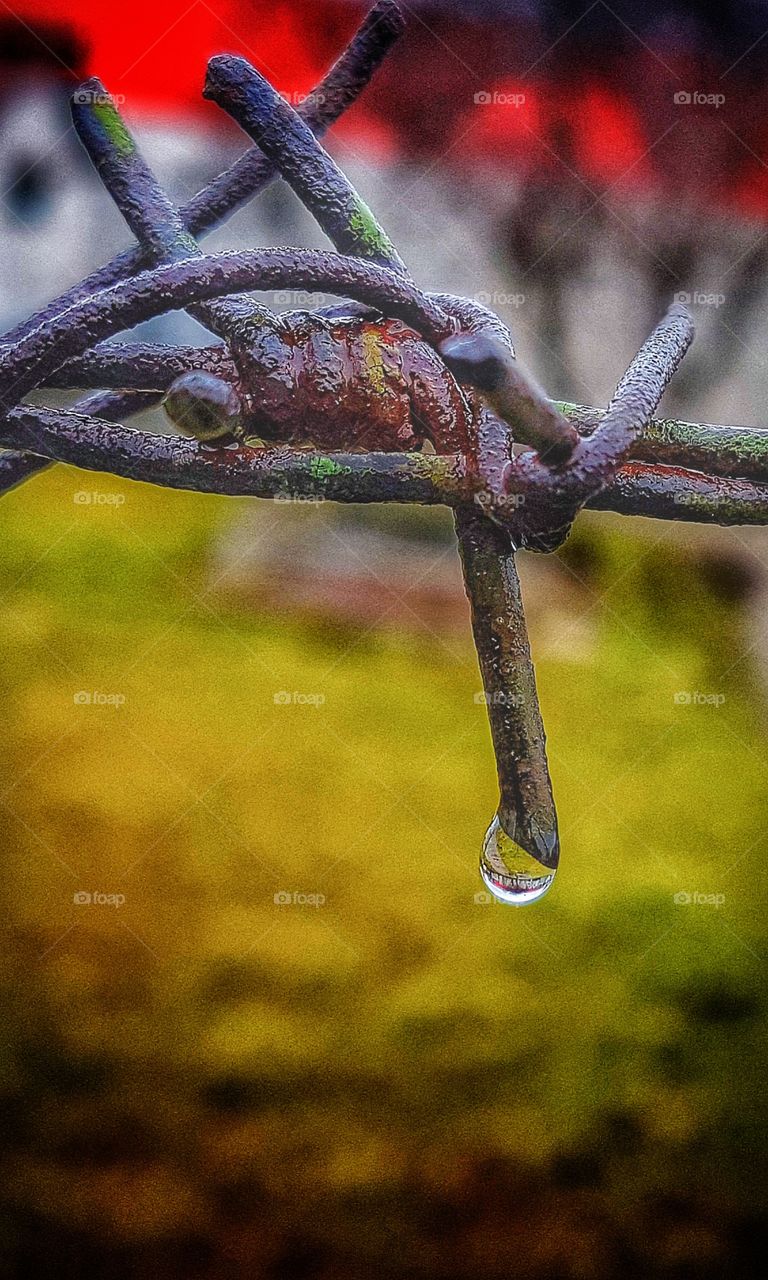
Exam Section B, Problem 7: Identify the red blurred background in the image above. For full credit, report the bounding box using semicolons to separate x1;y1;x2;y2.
4;0;768;215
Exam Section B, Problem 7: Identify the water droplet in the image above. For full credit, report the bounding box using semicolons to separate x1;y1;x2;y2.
479;813;556;905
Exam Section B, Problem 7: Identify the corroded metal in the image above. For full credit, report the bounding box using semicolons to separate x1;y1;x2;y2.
0;249;456;412
455;507;558;869
1;0;766;896
439;331;578;464
588;460;768;524
498;303;695;551
5;410;768;526
42;344;238;391
0;405;462;501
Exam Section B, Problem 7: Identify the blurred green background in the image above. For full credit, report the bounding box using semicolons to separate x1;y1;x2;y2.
0;456;765;1278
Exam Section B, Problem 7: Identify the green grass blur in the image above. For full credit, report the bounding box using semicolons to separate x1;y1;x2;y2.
0;462;765;1278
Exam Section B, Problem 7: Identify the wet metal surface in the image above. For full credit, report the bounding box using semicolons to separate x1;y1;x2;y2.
0;0;766;898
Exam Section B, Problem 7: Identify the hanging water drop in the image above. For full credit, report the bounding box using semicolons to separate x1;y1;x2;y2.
480;813;557;905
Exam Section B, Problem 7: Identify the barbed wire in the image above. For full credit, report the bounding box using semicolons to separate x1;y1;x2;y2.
0;0;761;902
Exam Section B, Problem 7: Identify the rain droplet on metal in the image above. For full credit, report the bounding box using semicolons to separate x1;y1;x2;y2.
479;813;557;905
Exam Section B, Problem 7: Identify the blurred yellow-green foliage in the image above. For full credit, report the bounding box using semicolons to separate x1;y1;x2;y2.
0;463;766;1278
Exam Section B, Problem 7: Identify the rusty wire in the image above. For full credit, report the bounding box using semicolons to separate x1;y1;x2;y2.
1;0;766;887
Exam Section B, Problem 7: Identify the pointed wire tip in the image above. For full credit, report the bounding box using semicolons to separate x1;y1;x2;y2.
203;54;250;99
70;77;137;164
528;821;560;871
368;0;406;36
500;812;560;871
71;76;109;107
438;332;510;394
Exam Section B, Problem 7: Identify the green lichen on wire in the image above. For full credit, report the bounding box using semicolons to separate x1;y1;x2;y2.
90;98;135;157
559;401;768;484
